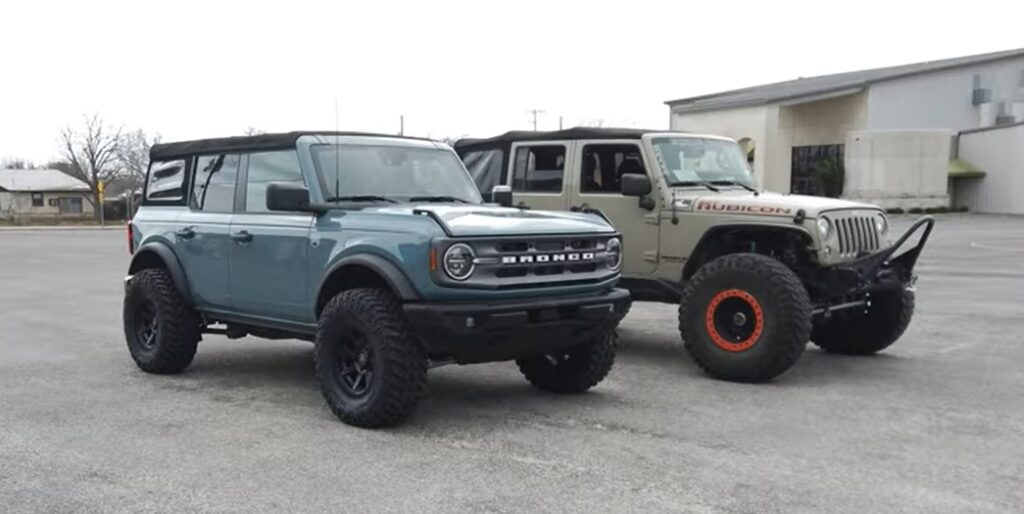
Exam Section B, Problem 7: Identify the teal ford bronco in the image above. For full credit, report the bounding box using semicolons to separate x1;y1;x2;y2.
123;132;630;427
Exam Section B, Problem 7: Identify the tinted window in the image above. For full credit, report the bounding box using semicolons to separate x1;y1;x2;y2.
245;150;305;212
146;159;187;201
191;154;240;212
459;148;504;200
512;145;564;192
581;144;645;193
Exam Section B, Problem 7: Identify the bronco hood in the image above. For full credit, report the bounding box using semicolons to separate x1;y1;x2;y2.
372;204;616;237
685;191;881;218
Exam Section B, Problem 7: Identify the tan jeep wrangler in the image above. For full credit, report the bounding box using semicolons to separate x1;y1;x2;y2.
455;128;933;382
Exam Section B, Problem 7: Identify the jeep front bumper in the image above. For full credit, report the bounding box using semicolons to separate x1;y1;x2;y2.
403;288;632;364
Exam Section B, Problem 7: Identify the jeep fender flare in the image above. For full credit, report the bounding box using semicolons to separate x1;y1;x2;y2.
682;224;813;279
128;242;194;305
317;253;421;305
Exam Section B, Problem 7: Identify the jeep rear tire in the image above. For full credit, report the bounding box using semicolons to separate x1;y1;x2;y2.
516;329;617;393
315;288;427;428
679;253;811;383
811;289;915;355
123;268;201;374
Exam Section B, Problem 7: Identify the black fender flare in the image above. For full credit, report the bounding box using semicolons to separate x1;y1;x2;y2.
128;242;194;305
682;224;813;279
318;253;421;303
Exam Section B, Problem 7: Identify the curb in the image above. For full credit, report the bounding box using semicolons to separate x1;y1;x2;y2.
0;225;126;232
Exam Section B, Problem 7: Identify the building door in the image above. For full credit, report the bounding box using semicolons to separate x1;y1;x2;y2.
791;145;845;197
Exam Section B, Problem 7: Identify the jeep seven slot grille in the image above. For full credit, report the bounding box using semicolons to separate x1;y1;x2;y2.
834;215;880;258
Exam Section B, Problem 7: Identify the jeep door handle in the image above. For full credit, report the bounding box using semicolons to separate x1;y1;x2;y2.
230;230;253;243
175;227;195;239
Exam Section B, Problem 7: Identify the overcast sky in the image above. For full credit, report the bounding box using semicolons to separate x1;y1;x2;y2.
2;0;1022;163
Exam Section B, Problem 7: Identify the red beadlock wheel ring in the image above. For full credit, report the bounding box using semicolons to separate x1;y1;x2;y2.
705;289;764;352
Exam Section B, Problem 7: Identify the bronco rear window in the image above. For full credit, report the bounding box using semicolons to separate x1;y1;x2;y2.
145;159;187;202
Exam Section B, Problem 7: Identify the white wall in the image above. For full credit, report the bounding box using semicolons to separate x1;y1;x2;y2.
867;56;1024;131
844;130;952;209
670;105;772;186
774;92;868;192
957;123;1024;214
0;191;91;218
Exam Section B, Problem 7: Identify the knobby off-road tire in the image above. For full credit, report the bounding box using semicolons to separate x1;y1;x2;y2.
123;268;201;374
516;328;617;393
812;288;915;355
679;253;811;383
315;288;427;428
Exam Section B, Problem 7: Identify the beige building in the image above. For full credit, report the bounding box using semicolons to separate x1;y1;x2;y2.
0;168;92;221
667;48;1024;212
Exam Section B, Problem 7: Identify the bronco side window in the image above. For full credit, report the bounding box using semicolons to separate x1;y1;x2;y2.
145;159;187;202
512;145;565;193
580;144;645;194
243;150;305;213
191;154;240;212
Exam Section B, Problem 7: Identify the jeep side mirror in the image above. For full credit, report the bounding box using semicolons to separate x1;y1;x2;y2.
492;185;513;207
267;183;317;213
620;173;652;197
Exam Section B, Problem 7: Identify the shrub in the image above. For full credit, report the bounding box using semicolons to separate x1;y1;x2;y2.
886;207;905;214
908;207;924;214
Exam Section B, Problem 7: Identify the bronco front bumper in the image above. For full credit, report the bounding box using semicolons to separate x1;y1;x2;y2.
812;216;935;299
403;288;631;364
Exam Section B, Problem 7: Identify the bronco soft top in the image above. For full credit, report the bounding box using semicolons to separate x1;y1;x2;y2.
453;127;658;151
150;131;433;160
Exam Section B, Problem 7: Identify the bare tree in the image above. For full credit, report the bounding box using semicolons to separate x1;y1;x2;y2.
115;128;161;209
244;126;265;136
59;114;123;220
0;158;35;169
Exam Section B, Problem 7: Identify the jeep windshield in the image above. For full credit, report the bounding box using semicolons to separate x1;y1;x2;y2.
312;145;483;204
651;137;756;189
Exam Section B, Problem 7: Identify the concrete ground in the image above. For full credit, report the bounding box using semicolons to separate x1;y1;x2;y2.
1;214;1021;513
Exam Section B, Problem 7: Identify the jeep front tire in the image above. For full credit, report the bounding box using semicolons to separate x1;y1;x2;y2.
315;288;427;428
516;328;617;393
679;253;811;382
811;288;915;355
123;268;201;374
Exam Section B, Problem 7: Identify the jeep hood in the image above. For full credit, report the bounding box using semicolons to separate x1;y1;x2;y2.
372;204;616;237
684;191;882;217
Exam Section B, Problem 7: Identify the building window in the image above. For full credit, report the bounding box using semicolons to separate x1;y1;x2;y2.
791;145;844;198
31;193;44;207
512;145;565;193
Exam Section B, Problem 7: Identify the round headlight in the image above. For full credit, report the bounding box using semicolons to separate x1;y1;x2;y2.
443;243;475;281
816;217;831;239
874;213;888;233
606;237;622;270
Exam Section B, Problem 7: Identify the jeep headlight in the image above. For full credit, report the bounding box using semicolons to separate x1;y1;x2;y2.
874;213;888;234
443;243;475;281
606;237;622;270
816;217;831;239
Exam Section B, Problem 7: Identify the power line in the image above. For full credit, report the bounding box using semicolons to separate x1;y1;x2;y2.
526;109;545;131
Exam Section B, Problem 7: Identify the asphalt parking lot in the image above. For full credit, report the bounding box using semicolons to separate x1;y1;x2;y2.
1;214;1022;513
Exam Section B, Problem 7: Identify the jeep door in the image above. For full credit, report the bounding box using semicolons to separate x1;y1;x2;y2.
228;150;314;322
175;153;240;310
569;140;659;275
507;141;572;211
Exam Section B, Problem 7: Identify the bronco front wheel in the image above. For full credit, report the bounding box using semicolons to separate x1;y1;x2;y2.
679;253;811;382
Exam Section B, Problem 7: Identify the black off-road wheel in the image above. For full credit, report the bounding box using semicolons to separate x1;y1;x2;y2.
679;253;811;383
812;289;915;355
516;329;617;393
123;268;201;374
314;288;427;428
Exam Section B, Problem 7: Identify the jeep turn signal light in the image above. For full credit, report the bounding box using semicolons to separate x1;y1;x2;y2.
429;248;437;272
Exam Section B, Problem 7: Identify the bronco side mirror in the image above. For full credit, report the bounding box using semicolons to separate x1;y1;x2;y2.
621;173;652;197
492;185;513;207
267;183;324;214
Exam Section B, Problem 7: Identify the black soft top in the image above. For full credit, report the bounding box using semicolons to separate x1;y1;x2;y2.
453;127;658;150
149;131;432;160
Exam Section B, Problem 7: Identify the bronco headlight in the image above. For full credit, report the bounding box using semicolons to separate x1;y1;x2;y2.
443;243;475;281
606;237;622;270
816;217;831;239
874;213;888;233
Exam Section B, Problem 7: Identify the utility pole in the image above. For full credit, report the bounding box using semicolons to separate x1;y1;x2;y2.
527;109;545;131
558;115;563;130
399;115;404;136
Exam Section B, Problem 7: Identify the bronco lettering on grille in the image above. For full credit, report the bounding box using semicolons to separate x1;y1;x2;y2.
695;201;792;216
501;252;595;265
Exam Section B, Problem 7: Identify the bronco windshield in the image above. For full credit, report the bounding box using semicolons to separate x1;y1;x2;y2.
312;145;483;204
651;137;755;188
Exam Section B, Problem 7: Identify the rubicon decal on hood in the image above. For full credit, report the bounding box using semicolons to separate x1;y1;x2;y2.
695;200;793;216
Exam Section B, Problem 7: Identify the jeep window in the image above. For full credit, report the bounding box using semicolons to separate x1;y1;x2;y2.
312;145;481;204
460;148;504;200
512;145;564;193
145;159;187;201
580;144;645;193
191;154;240;212
651;138;755;188
245;150;306;213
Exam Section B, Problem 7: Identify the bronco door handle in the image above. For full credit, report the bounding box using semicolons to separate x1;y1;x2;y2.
175;226;195;239
230;230;253;243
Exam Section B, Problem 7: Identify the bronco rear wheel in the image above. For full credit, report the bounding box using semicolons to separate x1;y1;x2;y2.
812;288;915;355
679;253;811;382
123;268;201;374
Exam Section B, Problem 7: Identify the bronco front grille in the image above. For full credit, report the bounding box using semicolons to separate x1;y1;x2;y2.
833;214;880;258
